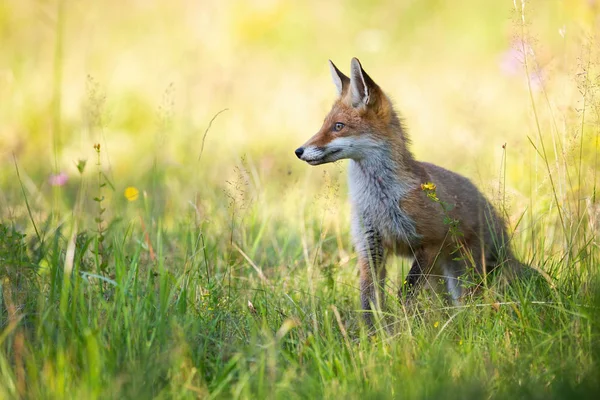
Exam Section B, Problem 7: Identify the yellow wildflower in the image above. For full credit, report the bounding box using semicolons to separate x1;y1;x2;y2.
124;186;139;201
434;321;440;328
421;182;436;191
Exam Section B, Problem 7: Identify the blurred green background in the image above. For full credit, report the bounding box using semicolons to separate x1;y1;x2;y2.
0;0;598;241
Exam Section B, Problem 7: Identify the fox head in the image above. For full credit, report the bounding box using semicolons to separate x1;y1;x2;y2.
295;58;397;165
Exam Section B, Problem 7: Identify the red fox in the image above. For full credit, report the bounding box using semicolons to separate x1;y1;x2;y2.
295;58;524;327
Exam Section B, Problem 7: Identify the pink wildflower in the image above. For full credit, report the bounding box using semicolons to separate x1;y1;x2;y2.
49;172;68;187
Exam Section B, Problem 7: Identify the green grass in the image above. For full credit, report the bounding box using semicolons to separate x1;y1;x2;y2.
2;0;600;398
1;159;599;398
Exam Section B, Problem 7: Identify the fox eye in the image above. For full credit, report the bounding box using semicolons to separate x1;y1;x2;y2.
333;122;345;132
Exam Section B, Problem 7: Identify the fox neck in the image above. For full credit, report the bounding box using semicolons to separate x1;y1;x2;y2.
350;117;417;189
346;118;420;242
348;143;418;197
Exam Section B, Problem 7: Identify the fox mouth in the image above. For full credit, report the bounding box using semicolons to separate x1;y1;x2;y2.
303;148;342;165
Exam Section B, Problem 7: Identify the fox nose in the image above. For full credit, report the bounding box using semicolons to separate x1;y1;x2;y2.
295;147;304;159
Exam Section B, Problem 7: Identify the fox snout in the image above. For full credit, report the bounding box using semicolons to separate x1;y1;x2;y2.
294;143;344;166
295;144;325;165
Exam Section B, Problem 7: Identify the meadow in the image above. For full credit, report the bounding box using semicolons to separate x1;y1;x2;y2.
1;0;600;398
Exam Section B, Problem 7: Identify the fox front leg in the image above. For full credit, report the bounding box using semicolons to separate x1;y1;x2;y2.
399;257;425;302
358;228;386;328
399;248;435;304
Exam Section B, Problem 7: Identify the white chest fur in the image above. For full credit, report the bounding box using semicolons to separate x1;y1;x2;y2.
348;157;418;252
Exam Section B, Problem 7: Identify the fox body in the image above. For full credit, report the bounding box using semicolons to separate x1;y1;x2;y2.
295;58;523;326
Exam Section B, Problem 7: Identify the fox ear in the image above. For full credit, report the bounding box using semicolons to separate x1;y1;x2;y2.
349;58;376;108
329;60;350;97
